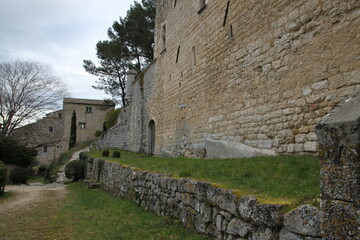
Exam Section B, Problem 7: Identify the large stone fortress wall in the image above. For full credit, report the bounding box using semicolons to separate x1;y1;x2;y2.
145;0;360;156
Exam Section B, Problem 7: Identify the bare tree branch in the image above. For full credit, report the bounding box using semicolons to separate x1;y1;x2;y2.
0;59;68;139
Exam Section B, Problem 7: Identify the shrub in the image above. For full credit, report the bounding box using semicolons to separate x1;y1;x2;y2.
0;161;7;195
105;109;121;130
102;150;110;157
0;139;37;167
94;130;103;137
9;167;28;184
79;152;87;161
65;160;85;182
112;151;121;158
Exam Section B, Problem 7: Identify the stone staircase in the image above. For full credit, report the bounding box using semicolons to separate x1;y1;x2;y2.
56;147;90;183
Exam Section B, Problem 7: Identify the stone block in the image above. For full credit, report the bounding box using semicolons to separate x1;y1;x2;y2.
226;218;252;237
321;200;360;239
304;142;318;152
205;139;276;159
250;228;279;240
283;205;321;237
207;187;238;216
251;204;285;228
238;195;258;221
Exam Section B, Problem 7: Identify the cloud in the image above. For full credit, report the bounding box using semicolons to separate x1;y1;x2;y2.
0;0;134;100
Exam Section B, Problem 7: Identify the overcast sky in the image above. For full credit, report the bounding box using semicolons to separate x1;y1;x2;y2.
0;0;134;100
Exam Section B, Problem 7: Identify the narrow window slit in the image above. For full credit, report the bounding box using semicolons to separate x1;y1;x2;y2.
176;46;180;63
223;1;230;27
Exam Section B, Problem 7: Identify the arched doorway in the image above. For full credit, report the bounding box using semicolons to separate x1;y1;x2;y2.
148;120;155;155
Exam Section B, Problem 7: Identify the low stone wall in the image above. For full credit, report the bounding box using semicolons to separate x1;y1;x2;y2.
316;95;360;239
85;157;321;240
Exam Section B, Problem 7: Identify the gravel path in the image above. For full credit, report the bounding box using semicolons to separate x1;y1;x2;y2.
0;183;66;214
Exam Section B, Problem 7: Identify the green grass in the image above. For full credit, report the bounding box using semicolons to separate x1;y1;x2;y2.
28;175;46;184
61;183;209;240
88;149;320;207
0;191;13;203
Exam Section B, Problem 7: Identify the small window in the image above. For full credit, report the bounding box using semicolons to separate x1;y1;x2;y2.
174;0;177;7
58;113;62;119
43;146;48;153
49;126;53;132
79;122;86;129
192;46;197;66
85;107;92;113
161;23;166;51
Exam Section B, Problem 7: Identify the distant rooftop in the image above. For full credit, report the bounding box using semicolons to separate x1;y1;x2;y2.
63;98;115;106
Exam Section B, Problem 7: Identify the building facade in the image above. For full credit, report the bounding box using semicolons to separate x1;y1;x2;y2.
12;98;115;171
94;0;360;158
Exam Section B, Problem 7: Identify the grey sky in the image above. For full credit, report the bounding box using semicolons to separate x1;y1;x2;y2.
0;0;134;100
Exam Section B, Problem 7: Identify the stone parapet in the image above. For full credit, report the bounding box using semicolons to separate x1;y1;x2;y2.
315;95;360;239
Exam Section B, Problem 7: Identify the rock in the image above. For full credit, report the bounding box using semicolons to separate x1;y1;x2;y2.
207;187;238;215
226;218;252;237
251;204;285;228
205;139;276;159
238;195;258;221
251;228;279;240
284;205;321;237
279;228;304;240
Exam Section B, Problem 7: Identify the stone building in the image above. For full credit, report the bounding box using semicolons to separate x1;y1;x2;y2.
12;98;114;171
94;0;360;158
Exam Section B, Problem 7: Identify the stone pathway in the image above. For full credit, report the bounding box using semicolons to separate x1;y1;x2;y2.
56;147;90;183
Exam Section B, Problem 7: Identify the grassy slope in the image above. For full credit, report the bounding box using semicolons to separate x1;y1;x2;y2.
89;150;320;206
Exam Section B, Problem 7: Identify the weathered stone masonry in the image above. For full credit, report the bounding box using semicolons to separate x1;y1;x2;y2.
315;95;360;239
85;156;321;240
94;0;360;158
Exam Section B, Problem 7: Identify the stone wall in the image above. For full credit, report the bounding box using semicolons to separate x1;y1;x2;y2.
92;106;131;150
92;1;359;158
315;95;360;239
85;156;321;240
148;0;360;157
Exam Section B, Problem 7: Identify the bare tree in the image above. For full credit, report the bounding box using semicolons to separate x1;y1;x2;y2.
0;60;68;139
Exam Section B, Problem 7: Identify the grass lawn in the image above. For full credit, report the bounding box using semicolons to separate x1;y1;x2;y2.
62;183;209;240
88;149;320;207
0;183;209;240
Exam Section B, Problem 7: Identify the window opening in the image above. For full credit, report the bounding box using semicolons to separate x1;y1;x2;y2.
58;113;62;119
85;106;93;113
174;0;177;7
49;126;53;132
176;46;181;63
43;146;48;153
79;122;86;129
162;23;166;51
192;46;197;66
223;1;230;27
228;25;233;38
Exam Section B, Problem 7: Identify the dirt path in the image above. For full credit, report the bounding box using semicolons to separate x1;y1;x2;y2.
0;183;67;214
0;183;70;240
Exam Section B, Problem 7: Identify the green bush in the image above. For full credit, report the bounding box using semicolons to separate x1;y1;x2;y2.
65;160;85;182
112;151;121;158
104;109;121;130
79;152;87;161
0;139;37;167
9;167;28;184
0;161;7;195
94;130;103;137
102;150;110;157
